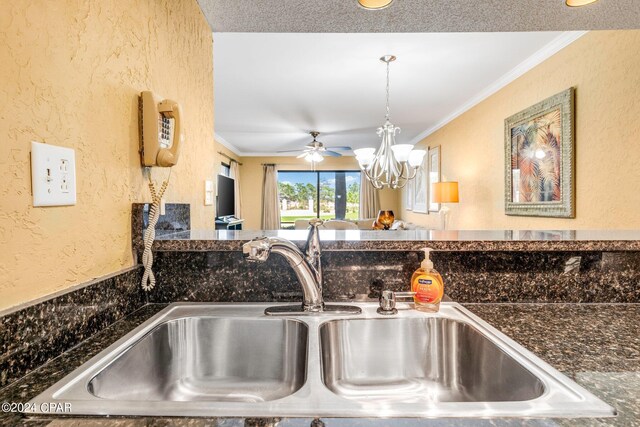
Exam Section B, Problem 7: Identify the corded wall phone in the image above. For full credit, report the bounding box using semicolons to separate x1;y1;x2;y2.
138;90;184;292
139;91;183;167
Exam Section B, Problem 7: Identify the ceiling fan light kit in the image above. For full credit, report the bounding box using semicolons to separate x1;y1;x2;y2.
280;131;351;166
304;151;324;163
355;55;427;189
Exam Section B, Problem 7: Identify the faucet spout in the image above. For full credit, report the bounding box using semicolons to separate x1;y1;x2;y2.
243;233;323;312
243;220;361;316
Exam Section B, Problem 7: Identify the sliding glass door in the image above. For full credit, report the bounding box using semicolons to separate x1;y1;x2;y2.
278;171;360;229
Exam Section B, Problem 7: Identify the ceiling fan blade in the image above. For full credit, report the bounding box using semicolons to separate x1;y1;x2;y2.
277;149;304;153
324;150;342;157
296;153;308;158
326;146;352;151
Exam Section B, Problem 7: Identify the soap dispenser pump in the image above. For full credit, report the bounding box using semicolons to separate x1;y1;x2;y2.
410;248;444;312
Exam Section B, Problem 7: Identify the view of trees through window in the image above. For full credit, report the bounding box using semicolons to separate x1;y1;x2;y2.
278;171;360;228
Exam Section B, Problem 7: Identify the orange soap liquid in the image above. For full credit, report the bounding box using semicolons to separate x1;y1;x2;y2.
411;269;444;312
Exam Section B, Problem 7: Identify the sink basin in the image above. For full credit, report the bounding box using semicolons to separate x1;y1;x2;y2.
27;302;615;419
320;317;544;403
88;317;307;402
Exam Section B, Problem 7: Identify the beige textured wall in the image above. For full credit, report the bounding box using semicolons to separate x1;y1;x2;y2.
238;156;400;230
401;30;640;230
0;0;215;311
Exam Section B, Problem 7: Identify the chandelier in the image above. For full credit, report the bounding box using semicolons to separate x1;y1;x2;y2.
354;55;426;189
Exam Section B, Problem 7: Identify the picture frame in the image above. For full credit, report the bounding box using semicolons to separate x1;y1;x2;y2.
412;151;428;213
427;146;441;212
405;177;413;210
504;88;575;218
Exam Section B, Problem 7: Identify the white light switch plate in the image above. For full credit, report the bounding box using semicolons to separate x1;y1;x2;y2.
31;141;77;207
204;180;214;206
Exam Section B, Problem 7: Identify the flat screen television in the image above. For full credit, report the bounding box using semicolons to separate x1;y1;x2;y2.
217;175;235;218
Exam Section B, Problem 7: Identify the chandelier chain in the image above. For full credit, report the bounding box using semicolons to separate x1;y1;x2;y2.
385;59;391;121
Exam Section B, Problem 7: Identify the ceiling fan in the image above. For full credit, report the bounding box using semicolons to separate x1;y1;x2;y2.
277;131;351;163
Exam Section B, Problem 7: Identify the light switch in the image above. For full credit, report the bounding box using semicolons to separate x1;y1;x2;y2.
31;141;77;206
204;180;214;206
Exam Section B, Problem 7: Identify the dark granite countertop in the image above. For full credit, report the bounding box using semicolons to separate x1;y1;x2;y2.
1;303;638;427
150;229;640;252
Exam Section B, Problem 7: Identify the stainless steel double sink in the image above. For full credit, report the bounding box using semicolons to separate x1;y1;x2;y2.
28;302;615;419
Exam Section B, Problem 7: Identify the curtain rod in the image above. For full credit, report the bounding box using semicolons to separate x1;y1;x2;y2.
261;163;360;168
217;151;243;165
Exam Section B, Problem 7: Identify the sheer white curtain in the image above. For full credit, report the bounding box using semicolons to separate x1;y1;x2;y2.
229;160;242;218
359;174;380;219
261;164;281;229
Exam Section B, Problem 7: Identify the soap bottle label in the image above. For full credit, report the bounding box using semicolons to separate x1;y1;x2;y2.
415;275;442;303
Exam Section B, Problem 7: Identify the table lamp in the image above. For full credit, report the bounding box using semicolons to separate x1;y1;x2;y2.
375;210;395;230
432;182;459;230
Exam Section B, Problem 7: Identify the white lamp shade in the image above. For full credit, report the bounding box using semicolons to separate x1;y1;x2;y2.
354;148;375;165
390;144;413;162
408;149;427;167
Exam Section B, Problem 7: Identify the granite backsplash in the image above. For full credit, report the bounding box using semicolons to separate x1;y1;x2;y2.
148;249;640;304
131;203;190;261
0;267;145;389
135;203;640;304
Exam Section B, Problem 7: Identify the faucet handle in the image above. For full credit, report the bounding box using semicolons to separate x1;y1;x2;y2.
305;219;323;256
242;237;271;262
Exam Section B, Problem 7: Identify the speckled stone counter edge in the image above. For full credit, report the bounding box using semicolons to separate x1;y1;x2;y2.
132;204;640;253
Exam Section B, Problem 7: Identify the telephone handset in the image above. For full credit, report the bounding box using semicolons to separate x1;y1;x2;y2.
139;91;183;167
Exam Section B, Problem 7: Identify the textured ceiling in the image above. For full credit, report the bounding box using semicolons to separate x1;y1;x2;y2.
198;0;640;33
213;32;581;155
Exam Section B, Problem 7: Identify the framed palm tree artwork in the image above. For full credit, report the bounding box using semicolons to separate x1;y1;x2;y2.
505;88;575;218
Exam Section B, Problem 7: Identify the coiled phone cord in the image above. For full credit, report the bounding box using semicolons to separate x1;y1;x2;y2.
141;168;171;291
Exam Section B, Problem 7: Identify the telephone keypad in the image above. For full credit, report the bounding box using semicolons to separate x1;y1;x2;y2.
158;116;172;148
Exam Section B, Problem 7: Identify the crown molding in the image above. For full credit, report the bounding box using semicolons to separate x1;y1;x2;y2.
407;31;588;146
214;132;244;156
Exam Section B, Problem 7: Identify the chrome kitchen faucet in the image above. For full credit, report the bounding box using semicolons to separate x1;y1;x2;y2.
243;219;361;315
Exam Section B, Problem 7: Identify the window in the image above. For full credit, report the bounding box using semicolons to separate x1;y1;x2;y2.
278;171;360;229
220;162;231;177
